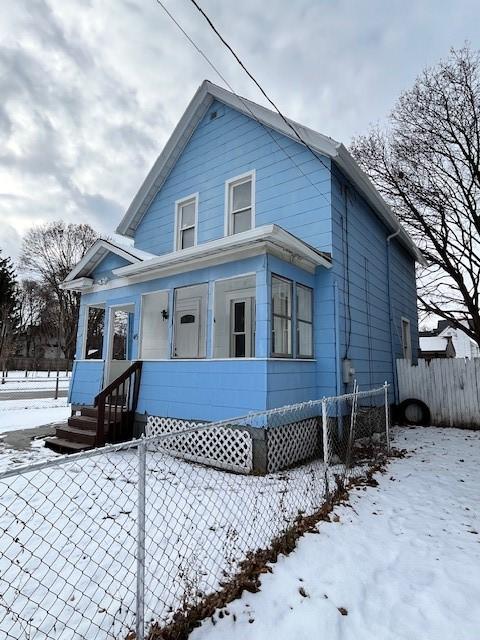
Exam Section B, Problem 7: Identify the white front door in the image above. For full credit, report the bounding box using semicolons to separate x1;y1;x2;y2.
173;298;201;358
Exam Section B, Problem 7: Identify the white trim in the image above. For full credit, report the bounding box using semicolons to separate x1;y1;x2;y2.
115;225;331;278
401;316;412;360
174;192;199;251
114;79;424;265
63;226;331;293
135;357;317;362
104;303;135;385
138;288;170;360
63;239;154;284
224;170;256;237
62;277;94;291
82;302;106;360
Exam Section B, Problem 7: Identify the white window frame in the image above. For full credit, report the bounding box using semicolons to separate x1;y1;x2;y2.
296;283;314;359
401;316;412;360
174;193;198;251
82;303;106;361
138;289;170;360
224;170;256;236
271;274;293;358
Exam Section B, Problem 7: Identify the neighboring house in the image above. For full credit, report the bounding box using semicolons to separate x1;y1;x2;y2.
419;335;456;361
419;320;479;360
50;80;423;454
15;330;65;361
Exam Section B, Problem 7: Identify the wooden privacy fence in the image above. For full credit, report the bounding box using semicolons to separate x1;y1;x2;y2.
396;358;480;428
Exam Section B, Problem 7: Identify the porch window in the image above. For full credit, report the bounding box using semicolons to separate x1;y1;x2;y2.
296;284;313;358
214;275;256;358
84;305;105;359
401;317;412;360
140;291;169;359
271;275;292;357
226;172;254;235
175;194;197;250
172;283;208;358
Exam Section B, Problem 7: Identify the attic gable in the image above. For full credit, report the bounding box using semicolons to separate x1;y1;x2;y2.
63;239;155;284
115;80;424;265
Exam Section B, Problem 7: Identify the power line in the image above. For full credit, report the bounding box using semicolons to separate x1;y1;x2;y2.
154;0;330;207
188;0;331;175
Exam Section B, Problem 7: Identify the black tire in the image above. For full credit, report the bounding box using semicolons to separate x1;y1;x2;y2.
396;398;431;426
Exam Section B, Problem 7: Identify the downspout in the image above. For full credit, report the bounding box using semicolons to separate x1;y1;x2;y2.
386;227;401;403
333;281;342;398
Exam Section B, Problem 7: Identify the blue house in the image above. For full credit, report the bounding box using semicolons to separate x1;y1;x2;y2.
49;81;423;460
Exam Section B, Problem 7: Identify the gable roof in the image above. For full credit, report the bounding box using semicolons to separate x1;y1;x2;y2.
63;238;155;283
116;80;424;264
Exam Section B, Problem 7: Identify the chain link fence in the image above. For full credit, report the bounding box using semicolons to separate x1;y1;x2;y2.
0;384;389;639
0;370;70;405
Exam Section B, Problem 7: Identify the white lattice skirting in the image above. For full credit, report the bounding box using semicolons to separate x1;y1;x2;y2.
266;417;320;473
146;416;253;474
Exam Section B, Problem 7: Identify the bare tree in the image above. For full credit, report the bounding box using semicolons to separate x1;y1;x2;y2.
0;250;19;371
351;45;480;346
19;222;99;360
17;279;57;361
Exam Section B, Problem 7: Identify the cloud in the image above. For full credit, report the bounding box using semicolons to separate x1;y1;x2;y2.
1;0;479;261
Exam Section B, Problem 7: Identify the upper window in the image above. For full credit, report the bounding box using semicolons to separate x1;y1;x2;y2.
271;275;293;357
175;195;197;250
401;317;412;360
296;284;313;358
226;172;255;235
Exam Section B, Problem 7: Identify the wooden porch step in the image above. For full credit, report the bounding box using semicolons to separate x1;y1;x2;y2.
56;425;97;445
44;437;94;454
68;415;123;431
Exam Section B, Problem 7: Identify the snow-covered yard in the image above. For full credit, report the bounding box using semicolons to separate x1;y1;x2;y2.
0;399;70;435
0;425;478;640
191;426;480;640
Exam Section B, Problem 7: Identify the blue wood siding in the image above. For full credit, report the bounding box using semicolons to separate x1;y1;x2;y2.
331;166;418;400
69;360;104;405
90;253;130;284
134;100;332;256
137;360;268;421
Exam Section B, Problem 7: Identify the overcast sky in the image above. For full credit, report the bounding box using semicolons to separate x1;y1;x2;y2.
1;0;479;262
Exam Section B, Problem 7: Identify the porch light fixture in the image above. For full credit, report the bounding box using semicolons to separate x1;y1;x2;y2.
162;309;169;321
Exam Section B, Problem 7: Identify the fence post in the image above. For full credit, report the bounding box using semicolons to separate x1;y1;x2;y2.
54;372;60;400
322;398;330;467
136;438;146;640
384;381;390;454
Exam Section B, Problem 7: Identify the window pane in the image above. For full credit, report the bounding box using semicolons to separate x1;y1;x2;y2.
180;201;195;227
234;301;245;333
273;315;292;355
298;321;313;357
85;307;104;359
232;180;251;211
181;227;195;249
233;208;251;234
213;275;256;358
297;285;312;322
234;334;246;357
272;277;291;316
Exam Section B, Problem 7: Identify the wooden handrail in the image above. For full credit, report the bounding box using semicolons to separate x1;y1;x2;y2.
94;361;142;447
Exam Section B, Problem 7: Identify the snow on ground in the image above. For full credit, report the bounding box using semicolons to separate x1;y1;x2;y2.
191;426;480;640
0;440;331;639
0;400;70;435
